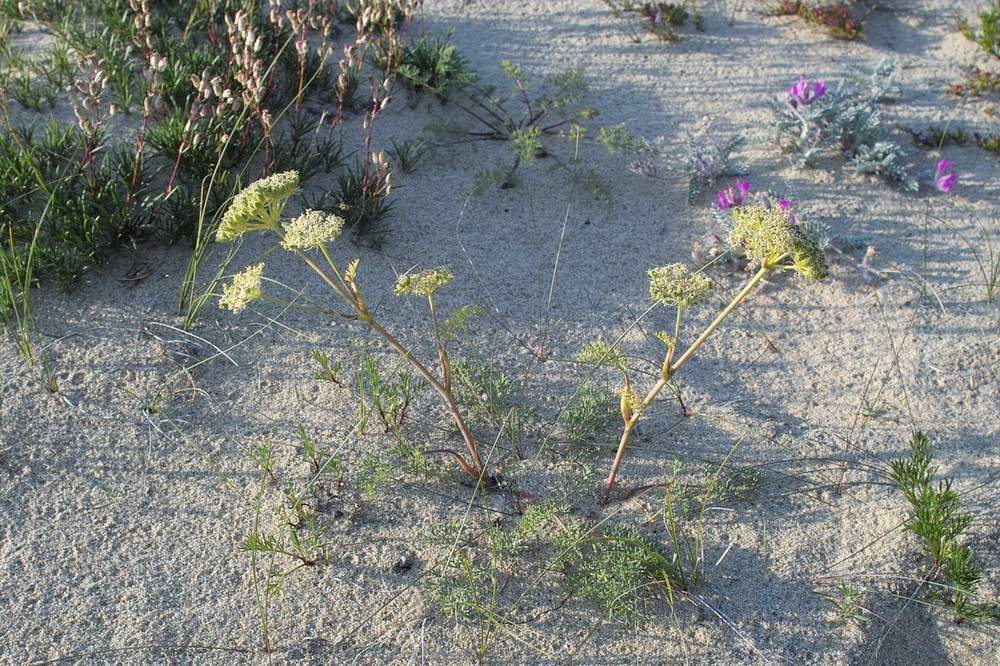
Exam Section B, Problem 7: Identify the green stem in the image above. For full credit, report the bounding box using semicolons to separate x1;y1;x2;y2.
600;264;773;504
290;244;489;484
364;318;490;484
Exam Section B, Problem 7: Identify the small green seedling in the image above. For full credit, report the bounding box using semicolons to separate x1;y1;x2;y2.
890;431;1000;619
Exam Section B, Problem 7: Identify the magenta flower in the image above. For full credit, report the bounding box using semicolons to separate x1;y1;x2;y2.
789;76;825;107
778;199;797;225
934;159;956;192
717;179;750;210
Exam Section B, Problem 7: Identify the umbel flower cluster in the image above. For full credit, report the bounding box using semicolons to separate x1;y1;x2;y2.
728;205;829;280
216;171;301;242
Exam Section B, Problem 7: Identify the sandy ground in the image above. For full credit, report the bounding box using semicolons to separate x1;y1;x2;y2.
2;0;1000;663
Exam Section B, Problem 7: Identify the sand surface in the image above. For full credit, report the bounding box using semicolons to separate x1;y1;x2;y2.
2;1;1000;664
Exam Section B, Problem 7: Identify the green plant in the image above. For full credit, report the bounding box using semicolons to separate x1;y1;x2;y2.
679;117;747;205
826;583;868;628
329;156;394;245
960;1;1000;61
359;352;427;433
582;205;828;503
601;1;701;43
311;349;344;384
297;425;343;480
890;431;999;619
358;453;392;496
766;60;916;190
215;172;497;487
910;124;969;148
394;35;477;102
976;130;1000;155
771;1;868;40
423;505;558;658
553;519;675;623
242;482;335;595
386;137;426;173
560;383;619;444
432;61;624;197
942;216;1000;305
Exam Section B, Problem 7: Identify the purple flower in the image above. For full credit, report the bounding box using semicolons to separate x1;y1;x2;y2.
789;76;825;107
934;159;956;192
717;179;750;210
778;199;797;225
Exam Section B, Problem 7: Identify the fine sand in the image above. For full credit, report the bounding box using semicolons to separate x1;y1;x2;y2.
2;1;1000;664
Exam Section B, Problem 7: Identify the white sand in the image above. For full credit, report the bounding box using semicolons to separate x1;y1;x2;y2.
2;1;1000;664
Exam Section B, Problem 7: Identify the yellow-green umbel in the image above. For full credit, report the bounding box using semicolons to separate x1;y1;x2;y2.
648;263;713;308
281;210;345;249
394;267;454;297
728;205;829;280
219;263;265;312
216;171;300;242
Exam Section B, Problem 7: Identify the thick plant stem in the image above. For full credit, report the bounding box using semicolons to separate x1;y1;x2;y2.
599;265;772;504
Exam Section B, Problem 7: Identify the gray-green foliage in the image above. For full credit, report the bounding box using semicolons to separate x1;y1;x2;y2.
423;504;557;620
682;120;748;205
767;59;915;189
560;384;619;443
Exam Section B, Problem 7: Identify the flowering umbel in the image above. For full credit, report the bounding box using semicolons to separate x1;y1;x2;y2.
216;171;300;241
281;210;345;249
394;267;454;297
648;264;713;308
220;263;265;312
728;205;829;280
